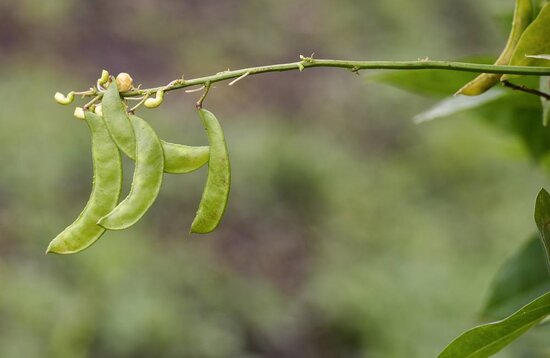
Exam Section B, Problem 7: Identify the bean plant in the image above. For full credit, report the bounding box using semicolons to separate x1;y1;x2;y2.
47;0;550;356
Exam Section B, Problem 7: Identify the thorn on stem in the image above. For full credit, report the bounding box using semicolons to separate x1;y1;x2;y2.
229;72;250;86
185;86;205;93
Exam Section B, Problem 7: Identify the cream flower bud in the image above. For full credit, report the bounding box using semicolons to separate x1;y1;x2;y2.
54;91;75;105
94;104;103;117
73;107;85;120
116;72;133;92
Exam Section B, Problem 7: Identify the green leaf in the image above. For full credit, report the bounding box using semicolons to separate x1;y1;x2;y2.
476;92;550;161
502;3;550;80
528;54;550;60
438;291;550;358
540;76;550;126
370;57;495;98
534;0;549;16
534;189;550;264
457;0;534;96
413;90;505;123
482;234;550;320
411;87;550;161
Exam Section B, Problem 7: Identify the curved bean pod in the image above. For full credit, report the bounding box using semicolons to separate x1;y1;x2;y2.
190;109;231;234
161;141;210;174
98;115;164;230
457;0;533;95
102;82;136;158
46;112;123;254
102;83;209;173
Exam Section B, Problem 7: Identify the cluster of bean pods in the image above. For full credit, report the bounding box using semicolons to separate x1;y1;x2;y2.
47;81;230;254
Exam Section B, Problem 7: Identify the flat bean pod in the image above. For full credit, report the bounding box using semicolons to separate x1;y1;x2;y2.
102;84;209;173
190;109;231;234
457;0;533;95
46;112;123;254
161;141;209;174
98;115;164;230
102;83;136;157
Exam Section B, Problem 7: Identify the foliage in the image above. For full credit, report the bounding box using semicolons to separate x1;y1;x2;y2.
481;234;550;320
438;292;550;357
374;3;550;355
1;0;550;357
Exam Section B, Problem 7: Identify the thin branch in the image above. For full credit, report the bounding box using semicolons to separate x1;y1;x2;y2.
128;94;149;113
228;71;250;86
501;80;550;100
83;95;101;109
196;82;212;109
68;58;550;99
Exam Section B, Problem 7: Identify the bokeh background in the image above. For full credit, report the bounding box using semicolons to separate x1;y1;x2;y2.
1;0;549;357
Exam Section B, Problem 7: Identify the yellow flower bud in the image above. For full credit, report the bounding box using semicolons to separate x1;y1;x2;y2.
144;90;165;108
116;72;133;92
73;107;85;120
54;91;75;105
98;70;110;85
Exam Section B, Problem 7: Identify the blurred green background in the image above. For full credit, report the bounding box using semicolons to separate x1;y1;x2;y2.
1;0;549;357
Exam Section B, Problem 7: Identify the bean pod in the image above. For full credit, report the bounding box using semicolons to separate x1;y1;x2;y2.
102;83;210;173
46;112;123;254
190;109;231;234
98;115;164;230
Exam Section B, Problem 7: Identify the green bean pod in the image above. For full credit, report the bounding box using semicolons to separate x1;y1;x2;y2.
98;115;164;230
46;112;123;254
456;0;533;95
190;109;231;234
102;83;210;173
102;82;136;157
161;141;210;174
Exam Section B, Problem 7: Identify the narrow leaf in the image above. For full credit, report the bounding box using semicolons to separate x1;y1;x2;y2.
527;54;550;60
482;234;550;320
413;90;505;123
534;189;550;264
457;0;534;96
438;292;550;358
410;86;550;161
370;57;495;98
502;3;550;80
476;93;550;161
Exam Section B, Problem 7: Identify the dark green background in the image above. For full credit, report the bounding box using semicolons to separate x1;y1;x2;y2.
0;0;548;356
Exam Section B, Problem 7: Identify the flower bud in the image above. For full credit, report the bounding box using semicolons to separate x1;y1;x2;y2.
116;72;133;92
144;90;165;108
98;70;110;85
73;107;85;120
54;91;75;105
94;104;103;117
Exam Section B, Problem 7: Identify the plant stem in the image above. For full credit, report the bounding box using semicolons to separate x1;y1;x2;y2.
502;80;550;100
195;82;212;109
119;58;550;96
